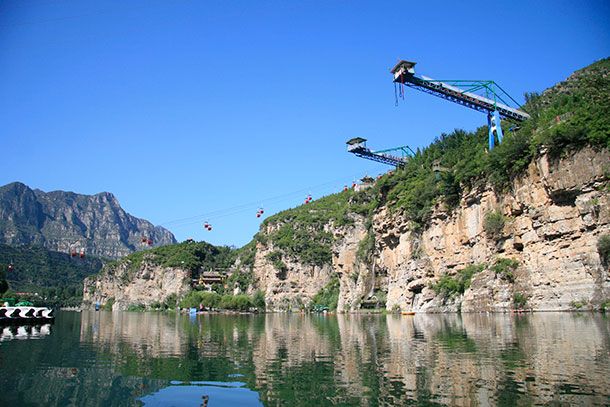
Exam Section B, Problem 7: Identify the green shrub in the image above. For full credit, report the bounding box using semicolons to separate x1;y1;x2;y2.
179;291;221;309
597;234;610;266
311;276;340;311
253;290;266;310
226;270;253;292
179;290;261;311
102;297;115;310
236;241;257;271
127;303;146;312
487;131;534;190
164;293;178;309
484;211;506;240
600;300;610;312
513;292;527;309
219;294;253;311
431;264;485;298
570;300;586;310
492;258;519;282
356;231;375;263
266;251;288;274
267;224;333;267
0;268;8;295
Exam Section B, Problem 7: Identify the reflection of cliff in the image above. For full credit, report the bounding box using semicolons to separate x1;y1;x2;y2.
244;313;610;406
15;311;606;406
80;311;189;357
1;369;165;407
250;314;335;387
380;314;610;406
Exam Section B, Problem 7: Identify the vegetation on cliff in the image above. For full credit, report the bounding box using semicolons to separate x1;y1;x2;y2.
598;234;610;267
106;240;236;276
430;264;485;299
259;182;378;267
310;276;340;310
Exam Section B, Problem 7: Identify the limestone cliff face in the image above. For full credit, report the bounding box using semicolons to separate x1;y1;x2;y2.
256;148;609;312
252;224;336;311
82;148;609;313
381;148;609;312
82;258;191;311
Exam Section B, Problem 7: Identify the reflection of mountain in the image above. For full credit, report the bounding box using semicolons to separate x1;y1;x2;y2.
80;311;190;357
78;311;610;405
2;311;608;406
85;312;610;406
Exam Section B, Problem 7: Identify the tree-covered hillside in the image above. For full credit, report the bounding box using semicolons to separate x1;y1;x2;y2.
105;240;236;274
0;244;104;306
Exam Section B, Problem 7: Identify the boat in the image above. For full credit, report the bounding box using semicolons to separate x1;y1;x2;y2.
0;298;54;325
401;311;416;316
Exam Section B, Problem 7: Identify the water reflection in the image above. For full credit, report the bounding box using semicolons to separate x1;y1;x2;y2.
1;311;608;406
1;323;51;341
140;381;263;407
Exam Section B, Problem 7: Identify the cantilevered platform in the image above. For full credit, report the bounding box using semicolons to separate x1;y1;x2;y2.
391;60;530;122
346;138;414;168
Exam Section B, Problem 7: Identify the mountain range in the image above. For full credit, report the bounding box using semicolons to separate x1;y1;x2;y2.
0;182;176;259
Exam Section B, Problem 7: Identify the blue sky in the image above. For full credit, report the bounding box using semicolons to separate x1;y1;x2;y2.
1;0;608;247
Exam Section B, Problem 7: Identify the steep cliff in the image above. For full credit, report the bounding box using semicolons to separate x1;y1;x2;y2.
84;59;610;313
82;241;235;310
0;182;176;258
248;58;610;312
248;147;609;312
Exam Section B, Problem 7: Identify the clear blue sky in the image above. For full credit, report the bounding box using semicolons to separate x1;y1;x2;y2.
1;0;608;247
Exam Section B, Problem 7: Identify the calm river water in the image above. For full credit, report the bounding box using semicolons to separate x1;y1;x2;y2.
0;311;609;406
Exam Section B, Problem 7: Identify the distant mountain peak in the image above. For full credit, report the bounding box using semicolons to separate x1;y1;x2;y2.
0;182;176;259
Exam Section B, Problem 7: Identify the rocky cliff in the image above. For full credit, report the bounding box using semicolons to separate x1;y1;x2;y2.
247;58;610;312
83;59;609;313
0;182;176;259
83;259;191;311
248;148;609;312
82;241;235;310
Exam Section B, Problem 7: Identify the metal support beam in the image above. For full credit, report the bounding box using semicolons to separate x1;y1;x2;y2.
487;110;504;150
